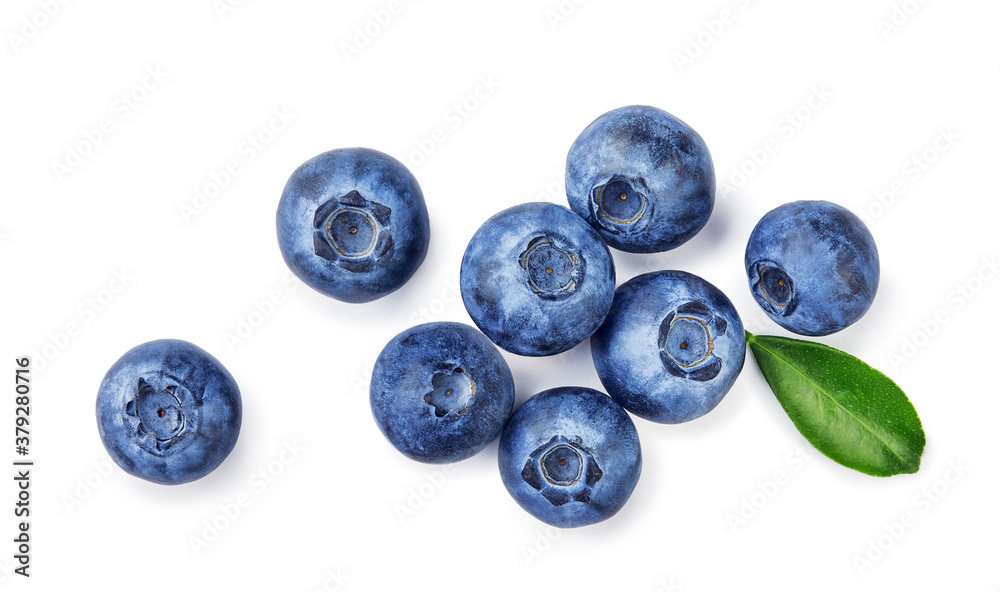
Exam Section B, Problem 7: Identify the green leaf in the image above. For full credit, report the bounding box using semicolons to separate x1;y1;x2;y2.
745;332;925;477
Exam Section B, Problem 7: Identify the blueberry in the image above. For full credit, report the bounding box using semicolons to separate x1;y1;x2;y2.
498;387;641;528
745;200;879;336
566;105;715;253
276;147;430;303
591;271;745;424
96;340;242;485
370;322;515;463
460;202;615;356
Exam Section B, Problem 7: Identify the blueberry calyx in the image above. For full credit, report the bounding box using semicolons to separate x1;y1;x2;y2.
313;190;393;272
521;435;603;506
589;177;648;234
125;377;196;454
748;260;796;316
423;367;476;418
518;236;584;299
658;301;728;382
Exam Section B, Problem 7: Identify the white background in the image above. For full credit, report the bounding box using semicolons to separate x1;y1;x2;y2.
1;0;998;590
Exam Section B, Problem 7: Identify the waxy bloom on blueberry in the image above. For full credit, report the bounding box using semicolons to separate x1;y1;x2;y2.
592;271;745;424
566;105;715;253
370;322;515;464
498;387;641;528
96;340;242;485
745;200;879;336
277;147;430;303
461;202;615;356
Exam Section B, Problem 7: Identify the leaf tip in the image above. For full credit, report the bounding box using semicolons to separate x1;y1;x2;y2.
899;454;924;476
